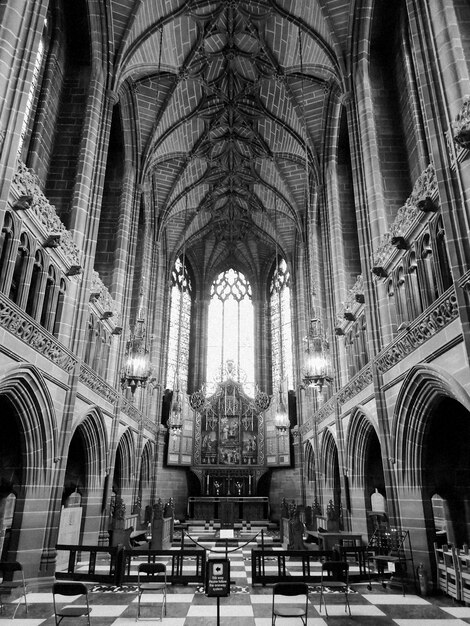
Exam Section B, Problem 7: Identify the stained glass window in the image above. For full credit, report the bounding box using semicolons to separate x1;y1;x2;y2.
207;269;254;388
166;257;192;390
270;258;294;390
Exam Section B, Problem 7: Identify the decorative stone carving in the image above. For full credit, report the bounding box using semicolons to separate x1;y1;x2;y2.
44;233;61;248
79;363;119;404
337;364;373;405
335;275;364;334
0;292;77;372
446;129;468;166
13;195;33;211
255;386;270;411
391;236;408;249
89;270;122;329
458;269;470;297
121;397;144;423
452;96;470;149
375;289;459;373
12;161;82;270
372;164;439;273
299;396;335;436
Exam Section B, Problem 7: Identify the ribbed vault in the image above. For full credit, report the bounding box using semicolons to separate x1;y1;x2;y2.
107;0;350;281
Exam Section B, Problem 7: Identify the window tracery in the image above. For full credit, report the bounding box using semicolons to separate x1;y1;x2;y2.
206;268;254;386
166;256;193;390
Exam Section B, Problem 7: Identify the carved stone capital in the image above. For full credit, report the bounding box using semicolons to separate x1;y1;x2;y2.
106;89;119;105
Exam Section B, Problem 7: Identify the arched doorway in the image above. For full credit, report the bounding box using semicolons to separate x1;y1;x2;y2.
57;429;86;569
0;363;57;577
393;363;470;566
347;409;386;536
321;430;341;529
110;430;135;530
423;397;470;547
0;396;22;559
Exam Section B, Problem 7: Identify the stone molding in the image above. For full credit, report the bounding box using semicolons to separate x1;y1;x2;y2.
11;161;82;271
375;287;459;374
0;291;77;372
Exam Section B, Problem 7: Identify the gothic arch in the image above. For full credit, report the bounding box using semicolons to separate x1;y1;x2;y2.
0;362;57;488
73;408;108;491
140;440;153;487
392;363;470;487
115;428;136;491
346;406;378;489
304;440;316;483
320;428;339;491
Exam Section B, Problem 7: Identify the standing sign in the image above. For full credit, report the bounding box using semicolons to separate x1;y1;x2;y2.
205;559;230;597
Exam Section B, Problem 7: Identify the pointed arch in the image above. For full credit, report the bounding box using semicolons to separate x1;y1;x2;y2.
115;428;136;491
320;428;338;491
392;363;470;487
346;406;378;489
0;362;58;488
73;408;108;491
140;440;153;488
304;439;316;483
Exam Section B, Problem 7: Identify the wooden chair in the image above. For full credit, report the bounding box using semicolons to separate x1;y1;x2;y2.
442;545;460;601
434;542;448;595
53;581;91;626
271;581;309;625
137;562;167;621
319;560;351;617
457;546;470;604
0;561;28;619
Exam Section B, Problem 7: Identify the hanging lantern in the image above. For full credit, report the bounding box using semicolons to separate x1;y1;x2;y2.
275;385;290;433
168;379;183;435
120;318;151;394
302;318;333;392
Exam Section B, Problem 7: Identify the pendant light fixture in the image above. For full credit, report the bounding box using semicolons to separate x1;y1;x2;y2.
168;192;189;435
273;195;289;434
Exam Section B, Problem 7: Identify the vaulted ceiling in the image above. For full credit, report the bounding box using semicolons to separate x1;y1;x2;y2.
110;0;353;285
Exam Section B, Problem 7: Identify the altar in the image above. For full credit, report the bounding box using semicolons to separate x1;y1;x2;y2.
187;497;270;523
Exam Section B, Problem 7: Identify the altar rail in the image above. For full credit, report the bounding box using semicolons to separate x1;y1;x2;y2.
56;544;206;586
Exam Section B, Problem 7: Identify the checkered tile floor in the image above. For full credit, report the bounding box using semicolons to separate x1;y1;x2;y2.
4;536;470;625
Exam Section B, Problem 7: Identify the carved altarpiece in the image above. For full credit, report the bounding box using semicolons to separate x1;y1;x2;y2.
167;362;290;495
